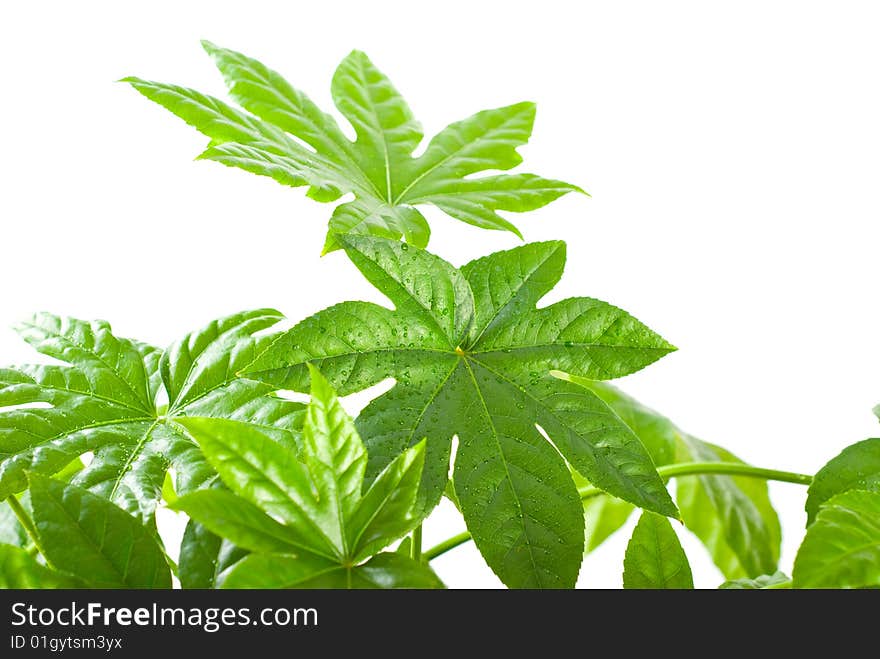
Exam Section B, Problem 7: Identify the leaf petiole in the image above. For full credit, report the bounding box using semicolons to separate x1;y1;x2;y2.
410;524;422;562
6;493;51;567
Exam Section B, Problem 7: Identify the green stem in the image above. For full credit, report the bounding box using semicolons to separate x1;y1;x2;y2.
7;494;52;566
424;461;813;561
410;524;423;562
424;531;471;561
578;461;813;500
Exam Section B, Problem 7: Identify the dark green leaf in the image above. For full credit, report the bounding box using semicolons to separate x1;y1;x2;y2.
793;489;880;588
126;44;581;250
623;512;693;589
247;237;677;588
178;520;247;589
806;438;880;525
0;310;304;521
29;474;170;588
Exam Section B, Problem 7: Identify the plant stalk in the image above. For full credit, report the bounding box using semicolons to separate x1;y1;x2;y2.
410;524;423;562
577;461;813;500
423;461;813;561
424;531;471;561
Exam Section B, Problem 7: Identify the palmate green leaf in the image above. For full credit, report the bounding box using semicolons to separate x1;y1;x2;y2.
0;544;82;588
29;474;170;588
125;43;582;251
719;571;791;589
0;310;304;521
793;490;880;588
175;367;440;589
246;236;677;588
623;512;693;589
562;377;781;579
806;438;880;525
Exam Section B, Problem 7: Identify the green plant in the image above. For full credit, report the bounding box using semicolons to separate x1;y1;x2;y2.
2;43;879;590
244;234;677;588
124;43;582;252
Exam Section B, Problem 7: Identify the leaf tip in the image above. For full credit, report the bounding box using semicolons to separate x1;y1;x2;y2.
344;48;370;63
305;362;329;393
321;230;345;255
513;100;538;115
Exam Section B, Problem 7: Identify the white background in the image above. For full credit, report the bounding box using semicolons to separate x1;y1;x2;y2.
2;1;879;588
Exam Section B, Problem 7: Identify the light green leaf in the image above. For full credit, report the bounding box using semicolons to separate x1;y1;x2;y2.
222;552;444;589
561;378;781;578
29;474;170;588
127;43;581;250
301;363;367;555
348;439;426;562
330;50;422;195
623;511;693;589
720;571;791;589
200;40;352;164
806;438;880;525
247;236;677;588
178;417;336;561
793;490;880;588
180;369;432;587
0;310;304;522
582;492;635;553
676;438;781;579
0;544;82;588
178;519;248;589
173;489;308;555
